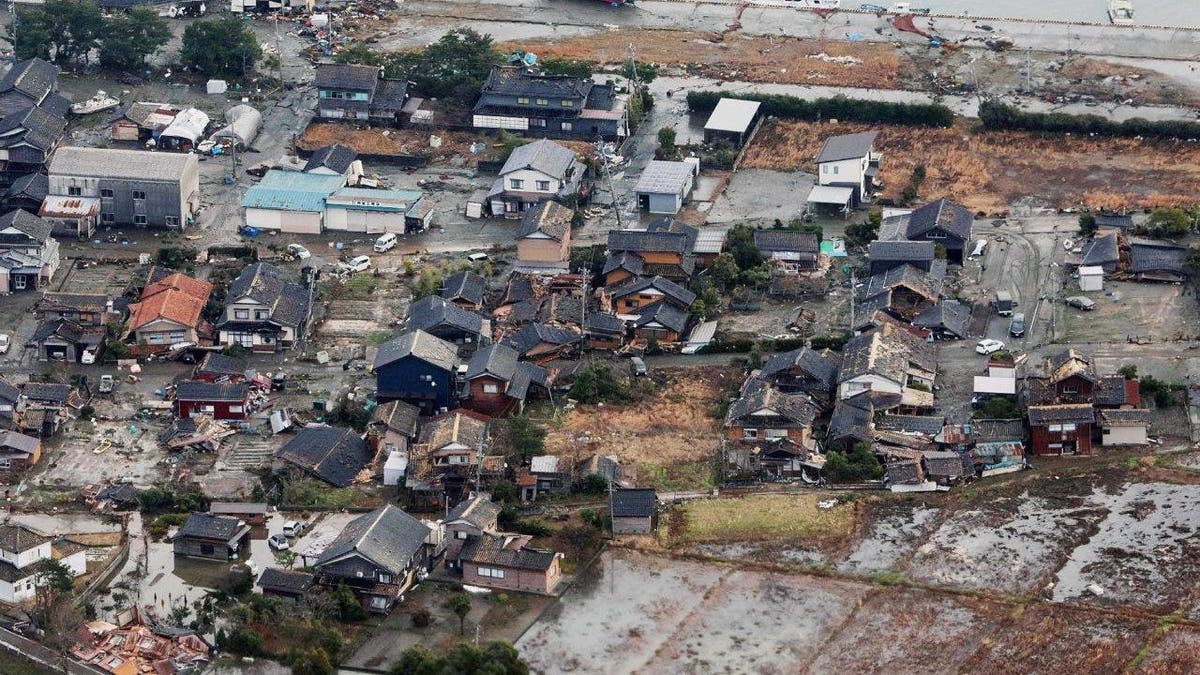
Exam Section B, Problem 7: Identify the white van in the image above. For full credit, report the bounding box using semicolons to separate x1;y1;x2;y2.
466;252;489;262
282;520;305;538
373;232;397;253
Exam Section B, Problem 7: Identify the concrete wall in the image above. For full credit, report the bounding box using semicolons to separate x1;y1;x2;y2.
245;207;323;234
1101;424;1147;446
325;207;404;234
612;515;652;535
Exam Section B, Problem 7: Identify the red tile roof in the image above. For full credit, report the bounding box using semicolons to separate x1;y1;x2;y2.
142;272;213;302
128;288;206;331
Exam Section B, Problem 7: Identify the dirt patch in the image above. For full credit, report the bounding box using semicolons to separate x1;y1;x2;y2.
500;31;905;90
299;123;595;162
674;494;856;545
544;366;739;471
740;119;1200;213
1133;627;1200;673
837;499;942;576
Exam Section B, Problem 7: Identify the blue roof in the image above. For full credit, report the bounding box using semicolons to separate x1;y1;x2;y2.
326;187;424;214
241;170;345;212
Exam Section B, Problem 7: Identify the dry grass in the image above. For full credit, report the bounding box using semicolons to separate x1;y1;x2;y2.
741;119;1200;213
544;366;739;468
500;31;904;89
675;494;855;543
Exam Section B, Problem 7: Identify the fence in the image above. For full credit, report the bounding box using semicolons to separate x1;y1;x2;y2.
0;627;107;675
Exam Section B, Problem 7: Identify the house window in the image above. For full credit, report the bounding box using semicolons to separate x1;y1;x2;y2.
536;180;551;192
379;573;391;584
101;213;115;224
200;544;214;555
165;216;179;227
68;187;82;196
455;530;467;539
535;98;548;105
509;179;524;190
132;190;146;201
229;405;244;414
765;429;788;439
419;374;432;382
234;334;254;347
255;310;269;320
561;100;573;107
517;96;529;104
100;189;114;198
1062;385;1078;394
235;309;250;320
832;166;838;175
370;596;387;609
478;566;506;579
148;333;166;345
822;165;828;174
530;118;547;128
562;122;573;131
483;383;499;394
133;215;147;225
743;429;758;439
926;232;946;239
13;276;27;291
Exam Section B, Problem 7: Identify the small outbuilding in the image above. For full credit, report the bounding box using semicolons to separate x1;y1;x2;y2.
610;487;656;534
209;104;262;149
172;513;250;561
703;98;761;146
634;159;699;215
1078;265;1104;292
158;108;210;152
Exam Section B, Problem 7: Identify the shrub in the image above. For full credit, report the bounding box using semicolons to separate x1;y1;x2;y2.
824;442;883;483
515;520;553;537
411;607;432;628
979;100;1200;139
569;360;629;404
223;626;263;656
572;474;610;495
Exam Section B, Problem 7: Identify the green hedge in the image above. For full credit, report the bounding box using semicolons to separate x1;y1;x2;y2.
686;91;955;128
979;101;1200;139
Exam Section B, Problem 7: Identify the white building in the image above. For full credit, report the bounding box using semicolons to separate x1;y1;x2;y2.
809;130;880;210
325;187;433;234
0;523;86;604
634;159;699;215
488;139;585;217
1078;265;1104;292
1099;409;1150;447
241;170;345;235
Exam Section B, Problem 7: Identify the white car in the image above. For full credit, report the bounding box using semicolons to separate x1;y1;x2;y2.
268;534;290;551
0;334;9;354
286;243;312;260
975;339;1006;355
80;347;97;365
339;255;371;273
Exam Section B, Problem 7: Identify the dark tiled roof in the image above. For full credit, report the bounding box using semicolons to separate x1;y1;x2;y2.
479;66;591;100
0;523;48;553
1098;408;1151;426
829;393;875;443
504;323;579;356
315;504;430;575
0;58;57;103
38;292;108;314
375;329;460;371
0;209;52;243
1081;233;1119;266
460;533;557;572
465;343;528;384
753;229;820;254
868;240;935;262
196;352;248;377
602;251;645;277
258;567;314;594
862;263;943;303
876;414;945;436
21;382;72;404
816;130;878;163
32;318;85;344
517;201;572;241
314;63;379;91
725;378;819;428
912;300;971;338
1094;213;1133;229
760;347;839;390
419;411;489;452
219;263;310;330
176;513;244;541
303;143;357;174
445;494;501;529
371;400;421;438
1046;349;1097;385
372;79;409;114
175;381;249;403
500;276;534;305
608;275;696;308
276;426;370;487
441;271;487;307
611;488;656;518
922;451;968;479
583;312;626;336
608;229;690;255
634;300;690;334
7;172;48;202
906;198;973;241
886;459;923;484
1094;376;1132;407
971;419;1025;442
1027;404;1095;426
406;295;486;337
1130;239;1186;276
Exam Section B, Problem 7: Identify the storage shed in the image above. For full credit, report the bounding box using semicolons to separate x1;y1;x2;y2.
158;108;210;152
241;170;344;234
610;488;656;534
210;104;261;148
703;98;761;146
634;159;699;215
1078;265;1104;292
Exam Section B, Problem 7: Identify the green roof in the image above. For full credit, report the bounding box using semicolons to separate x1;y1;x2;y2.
241;170;345;212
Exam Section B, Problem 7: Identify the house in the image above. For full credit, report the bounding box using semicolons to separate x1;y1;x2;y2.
608;275;696;315
1044;349;1097;404
7;172;48;215
257;568;314;604
611;488;656;534
0;523;85;604
812;130;880;207
576;454;623;487
856;263;946;325
900;198;974;264
216;262;311;352
374;330;461;414
634;159;699;215
0;430;40;474
472;66;628;141
0;379;17;430
0;209;58;293
303;143;362;178
503;323;579;363
17;382;82;437
968;419;1026;473
36;292;109;327
516;200;573;274
603;223;698;286
1093;375;1140;410
1078;265;1104;292
885;459;924;487
703;98;761;146
838;323;937;410
632;300;691;344
175;382;251;422
489;139;586;217
583;312;626;351
405;295;491;356
867;240;936;275
1028;404;1095;456
460;533;561;594
921;450;970;485
463;343;548;417
277;426;370;487
444;494;501;565
754;230;821;274
47;147;199;229
1129;238;1187;283
325;187;434;234
172;513;251;561
193;352;249;383
1075;231;1120;273
0;58;69;185
241;170;345;235
313;504;435;613
417;410;489;475
1099;408;1151;446
157;107;209;152
757;346;839;410
725;378;820;450
209;502;268;526
370;399;421;458
440;271;488;311
127;272;213;349
912;299;971;341
522;455;569;501
30;318;103;363
110;101;179;142
314;63;409;126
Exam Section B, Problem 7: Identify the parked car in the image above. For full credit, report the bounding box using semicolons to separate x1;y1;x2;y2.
0;334;9;354
282;520;306;538
1009;313;1026;338
80;347;97;365
1065;296;1096;311
339;255;371;274
98;374;115;394
630;356;648;377
373;232;397;253
975;338;1006;355
286;243;312;260
268;534;290;551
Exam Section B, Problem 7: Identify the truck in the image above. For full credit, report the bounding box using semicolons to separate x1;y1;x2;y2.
98;375;115;394
995;291;1013;317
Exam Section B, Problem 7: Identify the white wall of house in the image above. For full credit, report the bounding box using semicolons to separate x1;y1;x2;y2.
1102;424;1147;446
0;574;36;604
838;374;901;400
60;549;87;577
325;207;404;234
135;318;192;346
501;168;561;197
818;156;867;194
245;207;323;235
474;115;530;131
0;540;51;570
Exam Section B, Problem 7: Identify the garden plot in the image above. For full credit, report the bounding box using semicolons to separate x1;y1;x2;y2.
965;603;1154;674
807;588;1005;674
837;502;942;576
904;491;1109;595
1051;481;1200;611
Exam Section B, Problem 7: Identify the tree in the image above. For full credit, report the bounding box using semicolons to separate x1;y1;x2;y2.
709;253;740;290
335;42;383;66
9;0;103;65
656;127;677;159
1118;364;1138;379
540;57;592;78
98;8;171;72
1078;212;1097;237
332;582;367;622
726;224;762;271
505;416;546;463
33;559;80;672
447;592;471;636
972;396;1022;420
392;641;530;675
385;28;503;104
290;648;335;675
823;442;883;483
1147;207;1194;238
180;16;262;78
1186;246;1200;276
748;343;763;369
569;360;628;404
491;479;518;504
845;209;882;247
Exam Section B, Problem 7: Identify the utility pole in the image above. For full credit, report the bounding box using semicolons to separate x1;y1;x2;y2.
595;135;623;231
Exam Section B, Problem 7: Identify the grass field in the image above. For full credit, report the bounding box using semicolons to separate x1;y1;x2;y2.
675;494;855;544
